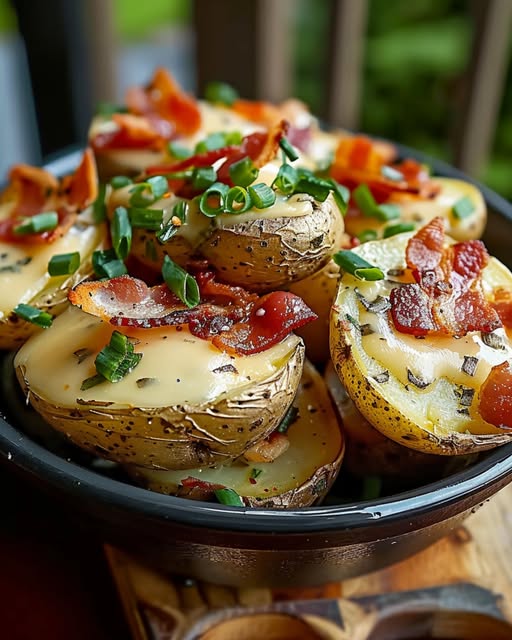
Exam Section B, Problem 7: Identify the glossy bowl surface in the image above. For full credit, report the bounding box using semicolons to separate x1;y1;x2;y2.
1;147;512;587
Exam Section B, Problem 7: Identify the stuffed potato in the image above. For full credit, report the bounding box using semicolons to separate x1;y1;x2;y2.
330;217;512;455
0;150;105;350
130;359;345;507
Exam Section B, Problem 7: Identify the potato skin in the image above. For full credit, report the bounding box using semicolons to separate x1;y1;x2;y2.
330;232;512;456
16;341;305;470
199;194;345;291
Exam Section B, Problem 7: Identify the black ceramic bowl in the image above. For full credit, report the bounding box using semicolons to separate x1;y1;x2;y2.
1;148;512;588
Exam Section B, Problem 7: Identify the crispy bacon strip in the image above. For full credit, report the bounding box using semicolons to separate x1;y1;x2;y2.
492;288;512;329
91;113;172;152
390;217;502;337
69;275;316;355
330;135;439;203
479;362;512;429
0;149;98;244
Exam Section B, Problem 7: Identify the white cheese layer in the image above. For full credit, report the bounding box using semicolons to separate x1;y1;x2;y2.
15;305;301;409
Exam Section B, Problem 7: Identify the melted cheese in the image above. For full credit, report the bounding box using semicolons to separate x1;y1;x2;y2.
0;222;103;318
15;305;301;409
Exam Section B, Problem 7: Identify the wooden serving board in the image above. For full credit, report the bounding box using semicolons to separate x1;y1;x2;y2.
105;483;512;639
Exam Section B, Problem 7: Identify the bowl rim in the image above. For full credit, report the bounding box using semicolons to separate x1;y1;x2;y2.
1;145;512;535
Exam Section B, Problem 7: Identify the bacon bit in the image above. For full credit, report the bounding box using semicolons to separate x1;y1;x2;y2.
0;149;98;244
243;432;290;463
91;113;170;152
492;288;512;329
479;361;512;429
177;477;226;501
69;274;315;355
212;291;317;355
390;217;502;337
231;99;281;125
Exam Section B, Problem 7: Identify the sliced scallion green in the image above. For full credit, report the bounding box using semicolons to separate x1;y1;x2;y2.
110;175;133;189
94;330;142;383
13;211;59;235
353;184;377;217
272;163;298;195
214;487;244;507
333;250;385;281
326;178;349;215
199;182;230;217
192;166;217;191
111;206;132;260
162;255;200;308
357;229;378;243
128;207;164;230
147;175;169;199
229;156;258;187
48;251;81;276
195;131;230;154
452;196;475;220
279;137;299;162
225;186;252;213
80;374;105;391
92;183;107;223
92;249;127;279
13;303;53;328
156;201;188;243
167;141;192;160
204;81;239;106
375;203;400;221
383;222;416;238
248;183;276;209
295;174;331;202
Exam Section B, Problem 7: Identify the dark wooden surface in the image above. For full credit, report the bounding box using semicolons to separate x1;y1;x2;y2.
0;466;131;640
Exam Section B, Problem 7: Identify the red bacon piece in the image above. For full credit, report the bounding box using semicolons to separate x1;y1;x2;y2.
177;477;227;501
68;275;315;355
390;217;502;337
91;113;172;152
479;362;512;429
492;288;512;329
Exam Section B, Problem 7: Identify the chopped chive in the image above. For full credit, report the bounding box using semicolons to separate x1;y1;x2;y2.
163;169;194;181
224;131;243;146
279;137;299;162
353;184;377;217
361;475;382;500
13;303;53;328
145;238;158;261
204;81;239;106
92;249;127;279
214;487;244;507
111;206;132;260
92;183;107;223
229;156;259;187
162;255;200;308
167;141;192;160
295;174;331;202
333;250;385;281
272;163;298;195
80;374;105;391
147;175;169;199
95;102;128;116
250;468;263;480
13;211;59;235
129;184;155;208
128;207;164;230
326;178;349;215
383;222;416;238
357;229;378;243
195;131;230;154
248;183;276;209
381;166;404;181
48;251;81;276
375;203;401;221
192;166;217;191
157;201;188;243
225;186;252;213
110;175;133;189
452;196;475;220
94;330;142;383
199;182;230;217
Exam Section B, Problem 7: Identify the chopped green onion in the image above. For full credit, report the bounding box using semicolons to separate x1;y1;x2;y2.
248;183;276;209
375;203;401;221
95;102;128;116
162;255;200;308
296;174;331;202
157;201;188;243
167;141;192;160
147;175;169;199
199;182;230;217
128;207;164;230
195;131;230;154
163;169;194;181
277;405;299;434
110;175;133;189
145;239;158;262
92;183;107;223
204;81;239;106
452;196;475;220
48;251;81;276
111;206;132;260
250;468;263;480
327;178;349;215
224;131;243;146
333;250;385;281
13;211;59;235
94;330;142;383
279;137;299;162
272;163;298;195
353;184;400;221
357;229;378;243
361;475;382;500
192;166;217;191
129;176;168;208
13;303;53;328
381;166;404;182
229;156;258;187
214;487;244;507
80;374;105;391
225;186;252;214
383;222;416;238
92;249;127;279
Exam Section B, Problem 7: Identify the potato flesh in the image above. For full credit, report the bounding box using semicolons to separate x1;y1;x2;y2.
132;360;344;500
330;232;512;453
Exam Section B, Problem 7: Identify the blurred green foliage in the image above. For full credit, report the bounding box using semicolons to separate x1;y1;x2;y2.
0;1;15;33
114;0;190;39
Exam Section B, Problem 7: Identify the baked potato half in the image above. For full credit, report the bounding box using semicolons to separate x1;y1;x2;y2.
330;217;512;455
129;359;345;507
0;150;105;350
15;304;305;470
